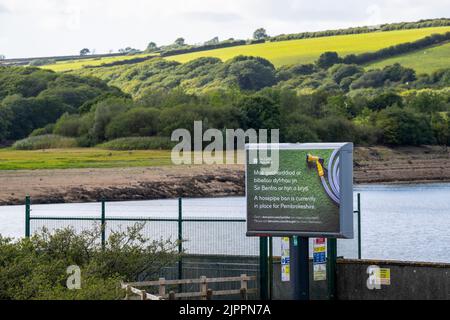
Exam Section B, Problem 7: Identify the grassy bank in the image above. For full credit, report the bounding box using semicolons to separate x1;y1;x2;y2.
0;148;173;170
367;41;450;74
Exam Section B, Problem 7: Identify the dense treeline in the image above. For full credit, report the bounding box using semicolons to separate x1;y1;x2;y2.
2;51;450;149
270;18;450;42
160;39;247;57
0;66;126;143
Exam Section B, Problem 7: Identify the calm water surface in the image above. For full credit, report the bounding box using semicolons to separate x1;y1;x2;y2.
1;183;449;263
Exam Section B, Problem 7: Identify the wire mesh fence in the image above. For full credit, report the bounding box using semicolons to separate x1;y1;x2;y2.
25;194;361;299
26;198;261;257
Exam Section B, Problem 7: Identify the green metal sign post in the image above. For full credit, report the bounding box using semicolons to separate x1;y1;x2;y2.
290;236;310;300
259;236;269;300
25;195;30;238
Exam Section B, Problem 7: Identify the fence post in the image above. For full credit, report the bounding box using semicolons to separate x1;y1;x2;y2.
159;278;166;298
178;197;183;292
327;238;337;300
25;195;31;238
259;237;269;300
200;276;207;300
101;199;106;249
268;237;273;300
240;274;248;300
357;193;362;259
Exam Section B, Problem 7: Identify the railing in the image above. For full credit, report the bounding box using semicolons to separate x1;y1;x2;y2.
122;274;257;300
24;193;362;300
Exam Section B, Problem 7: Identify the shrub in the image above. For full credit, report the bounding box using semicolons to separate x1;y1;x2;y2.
12;134;78;150
376;107;435;145
0;224;179;300
105;107;160;140
29;124;55;137
316;52;342;69
98;136;175;150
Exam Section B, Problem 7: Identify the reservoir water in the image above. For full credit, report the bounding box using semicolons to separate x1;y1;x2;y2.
0;183;449;263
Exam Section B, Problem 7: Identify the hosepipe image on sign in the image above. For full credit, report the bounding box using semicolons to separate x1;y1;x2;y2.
246;143;354;238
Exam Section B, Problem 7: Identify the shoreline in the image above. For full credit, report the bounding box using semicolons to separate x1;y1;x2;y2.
0;145;449;205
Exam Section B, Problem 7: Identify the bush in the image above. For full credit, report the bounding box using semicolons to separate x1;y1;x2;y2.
316;52;341;69
12;134;78;150
29;124;55;137
0;224;179;300
376;107;435;145
99;136;175;150
105;107;160;140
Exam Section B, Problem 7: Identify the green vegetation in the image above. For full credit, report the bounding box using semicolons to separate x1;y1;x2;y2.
1;22;450;163
368;42;450;74
0;225;178;300
35;25;450;73
2;53;450;157
12;134;78;150
42;53;156;72
0;66;126;143
165;27;450;67
99;137;176;150
0;148;173;170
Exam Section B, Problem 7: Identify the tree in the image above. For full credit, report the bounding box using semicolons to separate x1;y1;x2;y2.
174;37;185;46
316;52;341;69
222;56;277;91
253;28;268;40
119;47;139;54
105;107;160;139
146;42;158;52
204;37;219;45
79;48;90;56
376;107;435;145
238;94;280;130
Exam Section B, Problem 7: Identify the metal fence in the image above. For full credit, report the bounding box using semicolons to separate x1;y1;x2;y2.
24;194;361;300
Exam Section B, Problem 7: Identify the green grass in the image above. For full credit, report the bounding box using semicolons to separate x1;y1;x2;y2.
165;27;450;67
367;41;450;74
41;53;156;72
0;148;174;170
99;137;176;150
12;135;78;150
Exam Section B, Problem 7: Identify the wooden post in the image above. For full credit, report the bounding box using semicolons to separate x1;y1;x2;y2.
125;285;131;300
159;278;166;298
206;289;213;300
200;276;207;300
240;274;248;300
141;289;147;300
169;291;176;300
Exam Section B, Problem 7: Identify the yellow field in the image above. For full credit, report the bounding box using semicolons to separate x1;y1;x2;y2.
367;41;450;74
42;53;156;72
166;27;450;67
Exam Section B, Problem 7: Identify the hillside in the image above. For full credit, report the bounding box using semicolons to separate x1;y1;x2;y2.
165;27;450;67
367;41;450;74
41;53;156;72
40;26;450;73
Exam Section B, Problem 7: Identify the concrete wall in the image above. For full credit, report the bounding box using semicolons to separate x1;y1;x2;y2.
160;255;450;300
336;259;450;300
273;258;450;300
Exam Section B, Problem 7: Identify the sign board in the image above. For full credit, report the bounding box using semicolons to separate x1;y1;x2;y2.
313;238;327;281
281;237;290;282
246;143;353;238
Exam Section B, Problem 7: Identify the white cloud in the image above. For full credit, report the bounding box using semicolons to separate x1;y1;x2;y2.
0;0;449;58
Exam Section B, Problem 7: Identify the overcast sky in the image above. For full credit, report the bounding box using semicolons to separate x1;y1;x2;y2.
1;0;449;58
